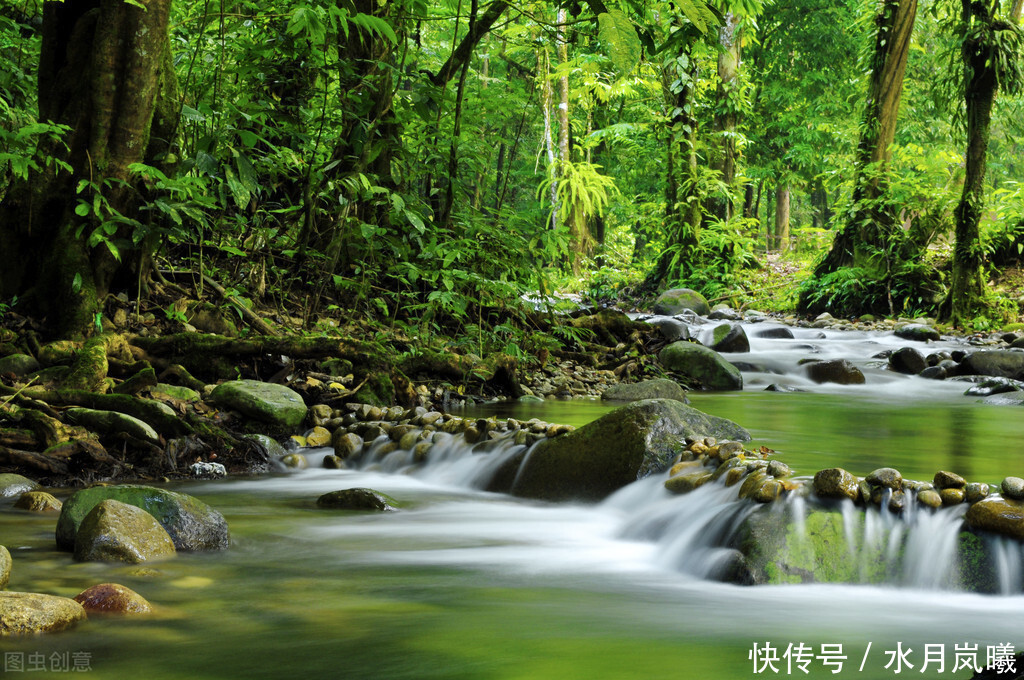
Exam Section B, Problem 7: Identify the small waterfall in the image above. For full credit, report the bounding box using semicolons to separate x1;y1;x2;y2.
900;502;968;589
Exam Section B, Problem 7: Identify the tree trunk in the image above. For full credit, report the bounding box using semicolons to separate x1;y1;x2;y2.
774;179;791;252
0;0;176;338
707;11;742;224
644;48;701;289
942;0;1001;326
440;0;479;229
808;0;917;283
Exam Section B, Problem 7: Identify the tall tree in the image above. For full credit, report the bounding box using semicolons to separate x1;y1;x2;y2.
0;0;177;337
940;0;1024;325
805;0;919;285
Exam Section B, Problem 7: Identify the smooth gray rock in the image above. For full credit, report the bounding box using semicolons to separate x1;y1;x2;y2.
1001;476;1024;501
756;326;795;339
804;359;866;385
0;474;40;498
211;379;308;430
647;317;691;342
960;350;1024;380
889;347;927;375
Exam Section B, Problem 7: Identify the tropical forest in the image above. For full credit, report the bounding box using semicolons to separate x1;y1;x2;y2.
2;0;1024;678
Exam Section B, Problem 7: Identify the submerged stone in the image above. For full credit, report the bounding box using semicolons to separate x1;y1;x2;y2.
0;592;86;635
0;545;10;589
14;491;62;513
317;488;397;512
74;583;152;615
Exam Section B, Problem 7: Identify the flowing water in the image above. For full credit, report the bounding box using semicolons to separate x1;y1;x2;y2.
3;321;1024;679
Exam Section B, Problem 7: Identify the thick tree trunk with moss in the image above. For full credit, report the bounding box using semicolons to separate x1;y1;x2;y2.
941;1;1009;326
806;0;917;284
0;0;177;338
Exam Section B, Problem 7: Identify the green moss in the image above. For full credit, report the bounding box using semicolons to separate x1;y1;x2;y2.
355;373;395;407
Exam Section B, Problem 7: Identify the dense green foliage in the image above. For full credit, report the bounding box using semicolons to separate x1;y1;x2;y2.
1;0;1023;336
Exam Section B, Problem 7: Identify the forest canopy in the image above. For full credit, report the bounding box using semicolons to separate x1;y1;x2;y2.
1;0;1023;340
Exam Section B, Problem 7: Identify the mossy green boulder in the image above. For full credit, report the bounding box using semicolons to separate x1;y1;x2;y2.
658;342;743;390
211;379;308;430
653;288;711;316
1;592;86;635
509;399;749;502
601;378;688;403
56;485;229;552
151;383;202;402
0;353;40;377
73;499;177;563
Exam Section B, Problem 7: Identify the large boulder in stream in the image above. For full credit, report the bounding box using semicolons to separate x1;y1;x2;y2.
965;496;1024;541
210;379;308;430
707;323;750;353
803;359;865;385
601;378;688;403
56;485;229;552
509;399;749;502
73;499;177;563
659;342;743;391
0;474;40;498
652;288;711;317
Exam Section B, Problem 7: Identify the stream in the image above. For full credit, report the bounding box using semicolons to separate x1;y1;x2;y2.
3;319;1023;679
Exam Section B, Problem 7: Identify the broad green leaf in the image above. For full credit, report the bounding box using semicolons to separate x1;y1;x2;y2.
597;10;641;74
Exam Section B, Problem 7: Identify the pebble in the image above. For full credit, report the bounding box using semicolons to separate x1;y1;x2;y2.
1001;476;1024;500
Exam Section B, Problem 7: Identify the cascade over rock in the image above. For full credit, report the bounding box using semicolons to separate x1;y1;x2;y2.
509;399;749;502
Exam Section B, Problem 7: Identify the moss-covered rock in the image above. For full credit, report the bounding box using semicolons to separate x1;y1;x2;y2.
601;378;688;403
211;379;308;431
0;353;40;376
150;383;202;402
0;474;40;498
658;342;743;391
56;485;229;552
73;500;177;563
509;399;749;502
65;407;161;445
74;583;153;614
736;507;891;585
708;323;750;353
653;288;711;316
0;592;86;635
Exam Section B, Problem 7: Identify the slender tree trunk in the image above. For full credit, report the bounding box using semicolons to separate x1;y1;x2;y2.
808;0;917;284
440;0;478;229
0;0;176;337
540;45;558;232
707;11;742;223
775;179;791;252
